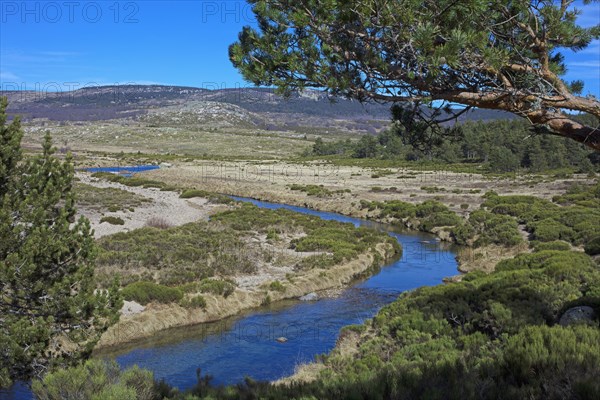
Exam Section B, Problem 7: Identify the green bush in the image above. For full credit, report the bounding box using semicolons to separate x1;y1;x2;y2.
269;281;286;292
421;186;446;193
179;189;232;204
180;295;207;309
289;184;332;197
100;216;125;225
266;229;279;241
120;281;183;305
465;210;523;247
420;211;462;231
532;240;571;252
483;188;600;247
415;200;449;218
451;222;476;245
197;279;236;297
32;360;155;400
530;218;575;242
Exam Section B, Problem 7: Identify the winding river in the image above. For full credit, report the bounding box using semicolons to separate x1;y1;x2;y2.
2;196;460;399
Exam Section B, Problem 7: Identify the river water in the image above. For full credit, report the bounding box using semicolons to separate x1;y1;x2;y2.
2;196;459;398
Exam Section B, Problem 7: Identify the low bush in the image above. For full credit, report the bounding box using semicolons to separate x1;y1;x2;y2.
197;279;236;298
120;281;183;305
180;295;207;309
100;216;125;225
266;229;279;241
451;222;477;246
421;186;446;193
529;218;576;242
532;240;571;252
269;281;285;292
32;360;155;400
419;211;462;231
467;210;523;247
483;187;600;247
289;184;332;197
179;189;232;204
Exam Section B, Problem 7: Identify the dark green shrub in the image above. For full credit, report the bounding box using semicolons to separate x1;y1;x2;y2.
179;189;233;204
266;229;279;241
289;184;332;197
530;218;575;242
120;281;183;305
32;360;155;400
451;222;476;245
100;216;125;225
420;211;462;231
377;201;416;219
415;200;449;218
198;279;236;297
532;241;571;252
269;281;286;292
180;295;207;309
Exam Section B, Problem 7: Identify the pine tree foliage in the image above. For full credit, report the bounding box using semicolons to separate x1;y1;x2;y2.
230;0;600;150
0;97;120;387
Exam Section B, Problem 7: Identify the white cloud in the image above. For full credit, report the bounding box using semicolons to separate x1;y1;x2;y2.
569;61;600;67
0;71;20;80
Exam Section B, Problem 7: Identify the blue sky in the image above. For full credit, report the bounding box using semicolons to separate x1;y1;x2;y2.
1;0;599;96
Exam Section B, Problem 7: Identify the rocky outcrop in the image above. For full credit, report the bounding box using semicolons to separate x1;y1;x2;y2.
559;306;598;327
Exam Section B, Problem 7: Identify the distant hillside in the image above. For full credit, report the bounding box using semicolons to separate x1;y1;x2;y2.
1;85;515;133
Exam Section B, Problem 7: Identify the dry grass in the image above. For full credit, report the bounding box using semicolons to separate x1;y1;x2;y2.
141;161;591;219
145;216;172;229
456;242;531;274
75;182;152;213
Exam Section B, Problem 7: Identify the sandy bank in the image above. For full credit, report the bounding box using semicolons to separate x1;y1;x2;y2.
76;172;221;238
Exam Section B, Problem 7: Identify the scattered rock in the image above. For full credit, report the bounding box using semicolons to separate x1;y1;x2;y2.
276;337;288;343
121;300;145;316
443;275;463;284
559;306;597;327
299;292;318;301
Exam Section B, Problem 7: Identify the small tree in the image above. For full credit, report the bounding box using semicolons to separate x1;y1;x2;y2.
0;97;120;387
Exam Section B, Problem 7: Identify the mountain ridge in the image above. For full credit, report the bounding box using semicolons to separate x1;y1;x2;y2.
1;85;515;134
